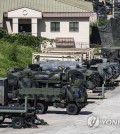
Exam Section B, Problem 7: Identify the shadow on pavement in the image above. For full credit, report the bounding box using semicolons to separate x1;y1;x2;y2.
46;110;92;115
79;111;92;115
47;111;67;114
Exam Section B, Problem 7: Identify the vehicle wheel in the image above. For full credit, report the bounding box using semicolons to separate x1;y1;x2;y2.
67;103;79;115
25;115;35;128
36;103;46;114
12;117;24;129
68;70;84;85
0;116;5;124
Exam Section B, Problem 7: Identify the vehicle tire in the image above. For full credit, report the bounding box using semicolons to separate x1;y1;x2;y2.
68;70;84;85
67;103;79;115
0;116;5;124
36;103;46;114
12;117;24;129
69;70;84;79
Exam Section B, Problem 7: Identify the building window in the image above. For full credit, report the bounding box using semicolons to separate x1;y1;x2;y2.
69;22;79;32
51;22;60;32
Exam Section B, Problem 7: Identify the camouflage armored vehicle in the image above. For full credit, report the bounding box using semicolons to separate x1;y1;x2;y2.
7;68;87;115
87;62;120;86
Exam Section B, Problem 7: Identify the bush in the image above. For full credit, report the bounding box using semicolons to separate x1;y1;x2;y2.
0;29;54;48
0;28;8;38
15;34;39;47
4;34;17;43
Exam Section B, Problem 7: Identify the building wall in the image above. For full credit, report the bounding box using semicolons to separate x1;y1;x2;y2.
3;17;12;32
7;7;42;18
19;19;31;24
2;16;90;49
38;17;90;49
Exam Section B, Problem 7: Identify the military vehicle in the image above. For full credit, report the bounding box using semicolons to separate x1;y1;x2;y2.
5;68;88;115
82;60;120;89
28;60;92;89
5;58;119;116
0;80;47;129
88;62;120;85
84;69;102;89
7;58;120;94
101;47;120;62
0;97;34;128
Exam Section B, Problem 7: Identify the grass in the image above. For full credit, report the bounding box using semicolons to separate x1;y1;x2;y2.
0;39;36;77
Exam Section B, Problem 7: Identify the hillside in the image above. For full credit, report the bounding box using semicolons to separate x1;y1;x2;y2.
0;39;36;77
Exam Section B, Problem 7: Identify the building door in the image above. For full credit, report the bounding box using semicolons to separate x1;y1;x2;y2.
19;24;31;34
18;19;31;34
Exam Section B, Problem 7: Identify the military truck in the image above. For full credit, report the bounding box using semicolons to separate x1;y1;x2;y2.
18;84;87;115
0;79;40;128
5;68;88;115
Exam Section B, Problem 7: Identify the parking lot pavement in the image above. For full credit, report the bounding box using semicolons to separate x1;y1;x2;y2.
0;86;120;134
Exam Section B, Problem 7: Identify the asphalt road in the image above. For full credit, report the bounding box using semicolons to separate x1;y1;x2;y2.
0;86;120;134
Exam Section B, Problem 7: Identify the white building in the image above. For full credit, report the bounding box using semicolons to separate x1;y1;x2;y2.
0;0;95;49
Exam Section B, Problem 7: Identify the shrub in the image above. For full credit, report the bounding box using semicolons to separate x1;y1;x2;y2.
4;34;17;43
15;34;38;47
0;28;8;38
0;29;54;49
